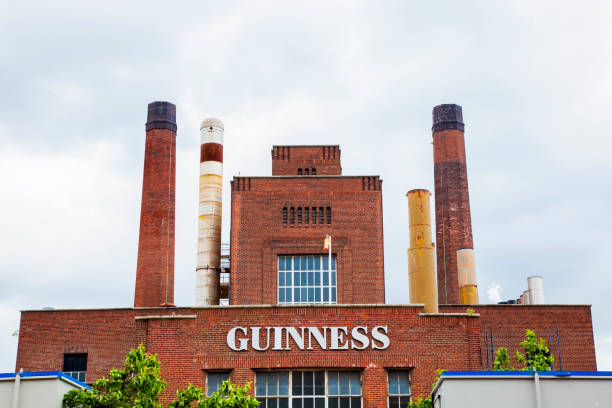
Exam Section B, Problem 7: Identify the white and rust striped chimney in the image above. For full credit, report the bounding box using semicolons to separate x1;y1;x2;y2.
195;118;224;306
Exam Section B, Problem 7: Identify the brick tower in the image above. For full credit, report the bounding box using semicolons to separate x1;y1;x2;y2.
134;101;176;307
432;104;474;305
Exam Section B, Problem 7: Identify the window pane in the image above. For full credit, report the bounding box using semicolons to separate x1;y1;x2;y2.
332;288;337;303
279;257;284;271
400;397;411;407
301;272;307;286
260;399;267;408
340;397;350;408
300;256;307;269
279;273;285;287
294;288;300;302
293;372;302;396
332;256;336;270
284;272;291;286
308;272;314;286
294;399;302;408
256;374;266;396
315;271;320;286
279;398;289;408
332;272;336;285
301;288;307;302
294;272;300;286
389;397;399;408
269;398;277;408
279;372;289;395
388;372;398;395
268;373;277;395
323;288;329;302
314;256;320;270
314;371;325;395
323;271;329;286
304;372;313;395
350;397;361;408
328;372;338;395
304;397;314;408
278;288;285;303
398;372;410;394
308;288;314;302
315;398;324;408
285;288;293;302
339;373;350;395
308;256;314;270
350;372;361;395
315;288;321;302
328;398;338;408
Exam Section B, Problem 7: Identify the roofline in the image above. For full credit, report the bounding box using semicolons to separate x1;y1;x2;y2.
271;145;340;148
231;175;382;179
0;371;90;389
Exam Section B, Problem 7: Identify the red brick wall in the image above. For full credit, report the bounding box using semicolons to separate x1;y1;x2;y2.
442;305;597;370
134;125;176;307
433;128;473;305
230;176;384;305
272;146;341;175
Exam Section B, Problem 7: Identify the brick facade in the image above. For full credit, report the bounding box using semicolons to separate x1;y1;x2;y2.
272;145;341;176
15;305;596;405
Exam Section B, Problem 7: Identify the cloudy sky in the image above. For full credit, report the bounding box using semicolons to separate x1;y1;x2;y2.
1;1;611;372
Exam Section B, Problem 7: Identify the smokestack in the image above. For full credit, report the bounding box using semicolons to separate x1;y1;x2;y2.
407;189;438;313
134;101;176;308
527;276;544;304
195;118;224;306
457;249;478;304
432;104;475;304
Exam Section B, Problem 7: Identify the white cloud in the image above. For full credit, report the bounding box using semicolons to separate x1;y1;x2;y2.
487;282;503;304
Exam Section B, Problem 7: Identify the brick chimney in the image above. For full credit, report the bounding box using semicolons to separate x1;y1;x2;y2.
134;101;176;308
432;104;475;305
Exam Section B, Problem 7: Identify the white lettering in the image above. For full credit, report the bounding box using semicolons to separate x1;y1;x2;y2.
330;327;349;350
286;327;306;350
251;327;271;351
350;326;369;350
307;327;327;350
371;325;390;349
273;327;285;350
227;327;249;351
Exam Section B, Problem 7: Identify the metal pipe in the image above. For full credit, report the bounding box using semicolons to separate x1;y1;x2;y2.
195;118;224;306
407;189;438;313
556;327;563;370
534;372;542;408
12;368;22;408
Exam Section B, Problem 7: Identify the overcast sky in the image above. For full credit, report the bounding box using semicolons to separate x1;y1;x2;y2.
1;1;611;372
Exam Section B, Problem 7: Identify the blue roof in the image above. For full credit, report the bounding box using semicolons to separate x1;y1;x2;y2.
441;370;612;377
0;371;90;389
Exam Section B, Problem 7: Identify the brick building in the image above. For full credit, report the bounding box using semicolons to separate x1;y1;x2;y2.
15;102;597;407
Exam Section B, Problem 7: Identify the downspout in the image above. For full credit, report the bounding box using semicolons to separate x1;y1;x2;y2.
534;372;542;408
12;368;22;408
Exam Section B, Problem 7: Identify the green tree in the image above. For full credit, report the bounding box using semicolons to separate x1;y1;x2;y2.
405;369;443;408
515;329;554;371
493;347;514;371
63;346;259;408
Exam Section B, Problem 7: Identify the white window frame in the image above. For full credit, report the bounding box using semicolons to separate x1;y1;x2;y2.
278;255;337;305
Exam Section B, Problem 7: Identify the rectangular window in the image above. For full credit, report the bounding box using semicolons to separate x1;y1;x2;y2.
305;207;310;224
312;207;317;225
290;207;295;225
207;372;230;395
312;168;316;175
278;255;337;305
257;371;360;408
319;207;324;224
304;168;310;175
283;207;288;225
298;207;302;224
63;353;87;383
298;168;303;175
326;207;331;224
387;371;411;408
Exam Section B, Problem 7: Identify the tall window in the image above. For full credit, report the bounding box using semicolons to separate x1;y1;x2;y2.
63;353;87;382
387;371;411;408
207;372;230;395
278;255;337;304
256;371;361;408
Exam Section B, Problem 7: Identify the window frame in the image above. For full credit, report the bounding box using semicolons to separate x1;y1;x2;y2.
207;371;231;396
278;255;337;305
387;370;411;408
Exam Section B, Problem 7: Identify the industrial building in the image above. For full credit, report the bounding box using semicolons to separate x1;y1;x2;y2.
15;102;597;407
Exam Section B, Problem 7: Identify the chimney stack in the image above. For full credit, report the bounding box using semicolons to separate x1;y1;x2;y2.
407;189;438;313
195;118;224;306
134;101;176;308
432;104;476;304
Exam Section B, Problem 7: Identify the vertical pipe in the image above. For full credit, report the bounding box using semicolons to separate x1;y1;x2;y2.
407;189;438;313
549;335;554;370
534;372;542;408
556;327;563;370
135;101;176;308
195;118;224;306
12;369;22;408
432;104;475;305
457;249;479;304
490;326;494;364
485;333;490;368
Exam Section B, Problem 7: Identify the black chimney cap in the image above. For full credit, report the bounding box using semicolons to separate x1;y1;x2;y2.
146;101;177;132
432;104;464;133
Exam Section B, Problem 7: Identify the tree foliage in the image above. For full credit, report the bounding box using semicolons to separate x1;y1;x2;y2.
493;347;514;371
405;369;443;408
63;345;259;408
515;329;554;371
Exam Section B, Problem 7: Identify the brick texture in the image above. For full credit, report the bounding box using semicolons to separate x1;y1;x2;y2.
134;124;176;308
272;146;341;176
15;305;595;406
230;175;384;305
433;128;473;305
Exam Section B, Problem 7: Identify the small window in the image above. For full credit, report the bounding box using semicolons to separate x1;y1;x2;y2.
298;168;303;175
388;371;411;408
283;207;288;225
319;207;324;224
63;353;87;383
328;371;361;408
290;207;295;225
326;207;331;224
256;371;290;408
312;207;317;225
312;168;316;175
305;207;310;224
208;372;231;395
304;168;310;175
298;207;302;224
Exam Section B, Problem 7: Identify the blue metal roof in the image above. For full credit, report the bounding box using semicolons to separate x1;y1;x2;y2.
441;370;612;377
0;371;90;389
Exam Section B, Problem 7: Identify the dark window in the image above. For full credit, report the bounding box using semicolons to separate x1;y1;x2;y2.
319;207;324;224
290;207;295;225
256;371;290;408
388;371;411;408
208;372;231;396
312;207;317;224
312;168;316;175
298;207;302;224
304;168;310;175
63;353;87;382
283;207;288;225
305;207;310;224
298;168;303;175
326;207;331;224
